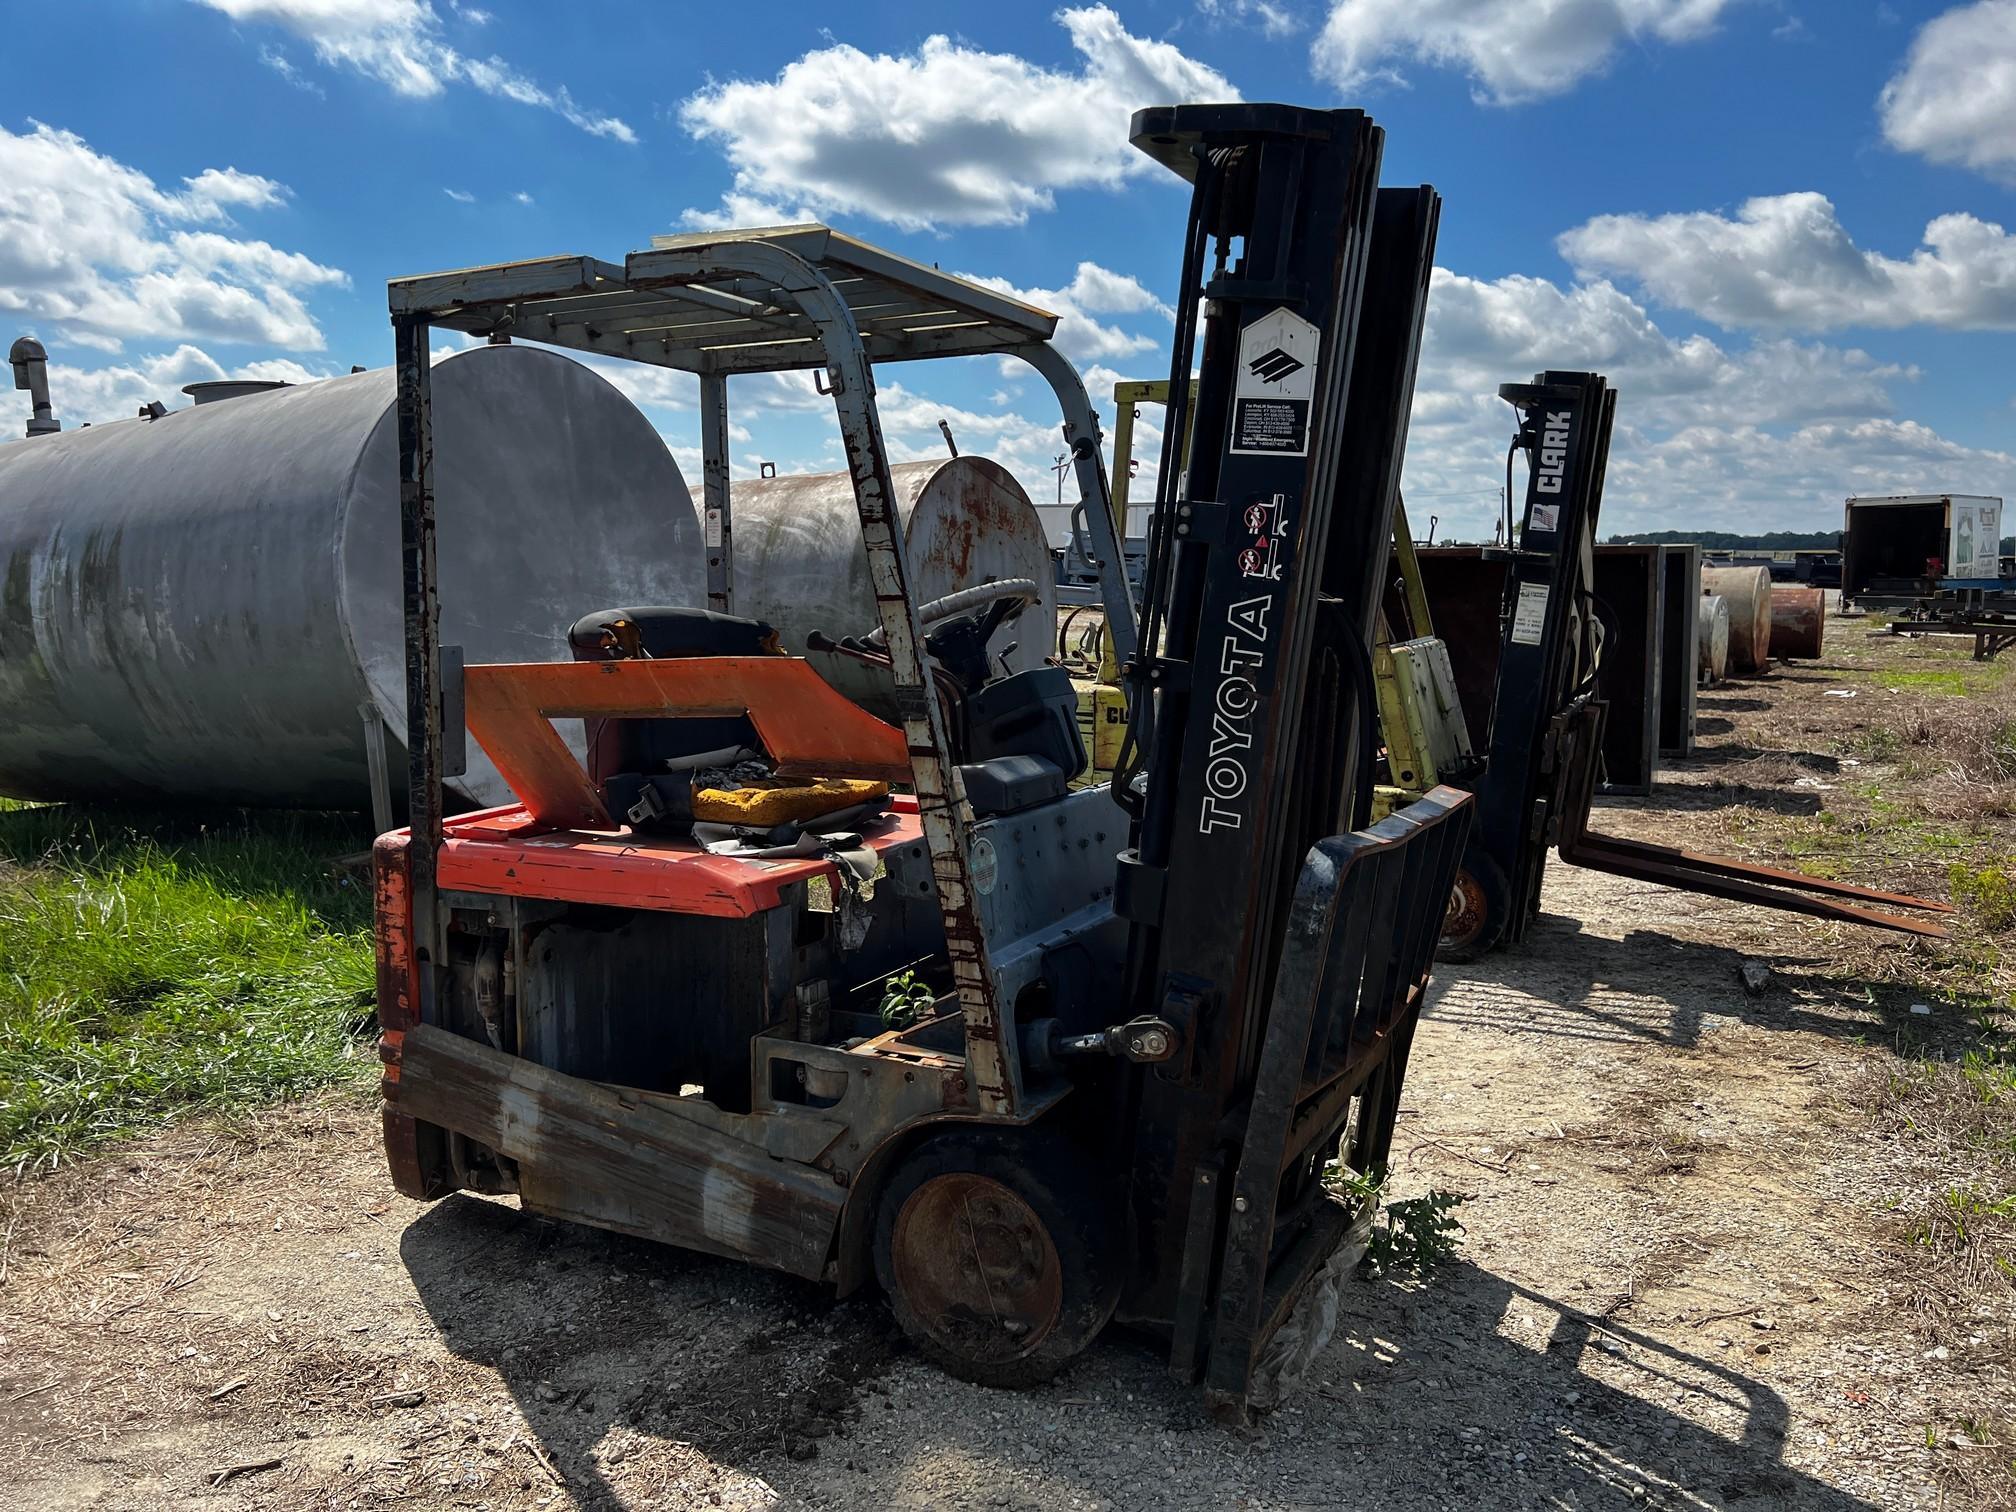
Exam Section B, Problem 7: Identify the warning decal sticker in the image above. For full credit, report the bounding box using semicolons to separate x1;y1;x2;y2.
1511;582;1549;646
1231;307;1320;457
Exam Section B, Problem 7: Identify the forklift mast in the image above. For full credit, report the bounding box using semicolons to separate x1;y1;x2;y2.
1466;372;1617;950
1113;104;1457;1380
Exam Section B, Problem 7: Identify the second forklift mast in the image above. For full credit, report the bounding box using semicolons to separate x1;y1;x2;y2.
1112;103;1443;1335
1458;372;1617;953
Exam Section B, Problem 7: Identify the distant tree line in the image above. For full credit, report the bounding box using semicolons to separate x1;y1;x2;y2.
1605;530;2016;554
1606;530;1840;549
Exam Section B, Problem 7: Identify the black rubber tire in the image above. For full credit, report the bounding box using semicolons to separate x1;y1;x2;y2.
1439;847;1509;963
873;1128;1120;1389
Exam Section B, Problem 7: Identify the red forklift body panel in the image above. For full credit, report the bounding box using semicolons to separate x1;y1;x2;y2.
376;795;925;920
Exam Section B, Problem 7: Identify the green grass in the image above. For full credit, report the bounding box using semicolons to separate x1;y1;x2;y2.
1748;786;1979;874
0;804;377;1170
1879;669;1971;696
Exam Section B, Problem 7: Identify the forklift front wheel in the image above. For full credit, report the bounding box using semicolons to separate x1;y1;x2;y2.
873;1131;1119;1389
1439;850;1508;963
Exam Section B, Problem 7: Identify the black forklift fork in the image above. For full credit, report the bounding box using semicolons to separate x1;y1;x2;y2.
1191;785;1471;1411
1449;375;1951;956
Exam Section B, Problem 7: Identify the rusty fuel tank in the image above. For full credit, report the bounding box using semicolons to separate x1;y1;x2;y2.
1769;585;1827;660
729;457;1057;716
1701;565;1774;674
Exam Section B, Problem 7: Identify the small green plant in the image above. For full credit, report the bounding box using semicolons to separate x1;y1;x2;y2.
1322;1162;1469;1276
1373;1190;1471;1274
1951;860;2016;932
877;969;937;1029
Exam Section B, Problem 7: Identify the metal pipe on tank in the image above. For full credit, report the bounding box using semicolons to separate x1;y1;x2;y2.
1697;594;1730;684
0;345;702;810
1769;585;1826;660
1701;565;1773;674
729;456;1057;716
9;337;60;437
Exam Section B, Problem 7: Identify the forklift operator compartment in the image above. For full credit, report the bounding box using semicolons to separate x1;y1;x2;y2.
374;104;1473;1421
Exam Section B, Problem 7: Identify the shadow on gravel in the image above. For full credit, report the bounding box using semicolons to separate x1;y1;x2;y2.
1312;1261;1877;1510
400;1192;1875;1509
402;1194;908;1507
1433;917;1936;1056
1616;784;1824;817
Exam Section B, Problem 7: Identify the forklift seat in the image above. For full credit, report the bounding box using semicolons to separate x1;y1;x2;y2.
568;605;780;777
567;606;785;830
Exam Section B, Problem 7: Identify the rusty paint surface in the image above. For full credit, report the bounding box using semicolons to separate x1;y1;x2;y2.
1701;566;1774;673
1768;586;1826;660
1562;830;1951;936
371;835;443;1199
390;1023;848;1280
890;1173;1065;1364
725;456;1055;716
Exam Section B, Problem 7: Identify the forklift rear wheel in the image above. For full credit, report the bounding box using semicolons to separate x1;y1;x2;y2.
874;1131;1120;1388
1439;851;1507;963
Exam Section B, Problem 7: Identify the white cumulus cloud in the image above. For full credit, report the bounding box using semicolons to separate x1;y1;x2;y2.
677;7;1237;231
0;121;346;352
1879;0;2016;184
957;262;1175;364
1559;192;2016;331
1313;0;1739;105
1400;267;2011;537
1196;0;1300;38
195;0;636;142
41;344;328;426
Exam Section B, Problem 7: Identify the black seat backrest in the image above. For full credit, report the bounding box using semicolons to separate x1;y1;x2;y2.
958;667;1087;816
567;606;781;784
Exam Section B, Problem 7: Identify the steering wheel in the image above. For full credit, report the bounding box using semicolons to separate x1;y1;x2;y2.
860;578;1041;650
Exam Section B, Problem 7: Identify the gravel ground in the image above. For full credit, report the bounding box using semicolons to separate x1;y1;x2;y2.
2;660;2008;1509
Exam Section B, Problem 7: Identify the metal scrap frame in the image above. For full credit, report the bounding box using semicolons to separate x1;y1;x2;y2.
388;226;1141;1119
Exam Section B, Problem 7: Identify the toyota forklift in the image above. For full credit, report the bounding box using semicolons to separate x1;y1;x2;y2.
374;102;1470;1420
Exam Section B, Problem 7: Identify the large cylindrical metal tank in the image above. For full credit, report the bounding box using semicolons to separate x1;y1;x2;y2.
729;457;1056;712
0;345;702;809
1768;585;1826;660
1701;565;1772;674
1697;594;1730;684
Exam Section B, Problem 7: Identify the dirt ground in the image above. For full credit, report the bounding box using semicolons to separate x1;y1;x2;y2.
3;627;2011;1510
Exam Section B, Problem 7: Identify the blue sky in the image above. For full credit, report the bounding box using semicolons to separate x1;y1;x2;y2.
5;0;2014;542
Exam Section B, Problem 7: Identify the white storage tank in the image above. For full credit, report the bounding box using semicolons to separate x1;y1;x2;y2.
0;345;703;809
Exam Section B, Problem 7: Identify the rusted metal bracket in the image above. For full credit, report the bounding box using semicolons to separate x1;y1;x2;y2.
1560;830;1953;939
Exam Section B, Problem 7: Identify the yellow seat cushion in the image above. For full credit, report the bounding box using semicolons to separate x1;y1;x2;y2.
691;776;888;826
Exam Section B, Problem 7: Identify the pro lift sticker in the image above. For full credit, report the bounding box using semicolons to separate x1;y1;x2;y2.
1231;307;1320;456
